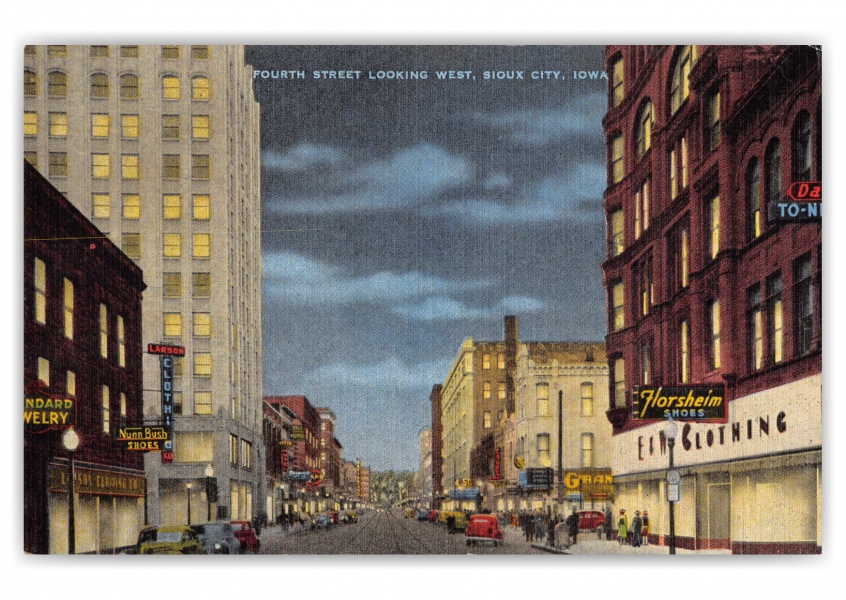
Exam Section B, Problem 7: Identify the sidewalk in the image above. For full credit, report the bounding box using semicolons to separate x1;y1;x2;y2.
533;537;731;555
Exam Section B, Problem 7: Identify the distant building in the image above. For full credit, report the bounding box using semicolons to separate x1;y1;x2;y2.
429;384;444;508
24;161;146;553
602;45;821;553
317;408;342;494
418;427;433;506
263;400;294;523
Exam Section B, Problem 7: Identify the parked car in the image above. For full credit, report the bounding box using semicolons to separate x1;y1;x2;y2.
328;511;340;524
465;514;503;547
313;513;332;529
231;520;260;552
344;510;358;523
427;509;439;523
577;510;606;532
191;522;241;555
438;510;469;534
137;525;205;555
416;508;430;521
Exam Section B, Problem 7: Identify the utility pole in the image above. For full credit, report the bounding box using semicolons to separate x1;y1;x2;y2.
557;390;564;512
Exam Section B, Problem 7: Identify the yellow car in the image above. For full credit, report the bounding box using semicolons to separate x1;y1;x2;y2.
438;510;469;534
138;525;206;554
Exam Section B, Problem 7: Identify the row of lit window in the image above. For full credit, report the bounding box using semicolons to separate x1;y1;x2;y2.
92;194;210;221
481;352;506;370
24;71;211;101
516;433;596;469
609;45;698;116
163;312;212;338
117;232;211;261
25;45;211;60
25;112;211;141
25;152;211;180
33;257;126;366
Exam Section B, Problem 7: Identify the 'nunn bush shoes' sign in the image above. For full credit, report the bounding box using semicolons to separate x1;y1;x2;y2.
632;385;726;421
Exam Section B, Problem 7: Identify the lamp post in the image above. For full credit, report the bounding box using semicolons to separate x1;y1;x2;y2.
62;427;80;555
666;416;678;555
205;464;214;521
186;482;193;525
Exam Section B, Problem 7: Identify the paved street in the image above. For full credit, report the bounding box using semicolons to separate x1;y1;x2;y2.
259;509;545;555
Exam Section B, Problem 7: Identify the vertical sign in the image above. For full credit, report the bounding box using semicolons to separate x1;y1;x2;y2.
281;448;288;472
161;356;175;463
357;460;363;500
493;447;502;480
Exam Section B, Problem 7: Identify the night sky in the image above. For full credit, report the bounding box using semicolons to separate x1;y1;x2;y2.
246;46;609;470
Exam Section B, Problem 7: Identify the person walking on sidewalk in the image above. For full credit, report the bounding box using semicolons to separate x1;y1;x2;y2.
535;511;545;541
642;510;650;546
567;505;579;546
631;510;643;547
604;505;613;541
617;509;629;545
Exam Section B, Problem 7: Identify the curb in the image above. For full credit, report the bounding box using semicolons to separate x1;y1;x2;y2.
531;543;570;555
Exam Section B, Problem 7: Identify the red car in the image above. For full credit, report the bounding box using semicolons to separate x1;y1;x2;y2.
577;510;606;532
328;511;340;524
427;509;439;523
231;520;260;553
465;514;503;547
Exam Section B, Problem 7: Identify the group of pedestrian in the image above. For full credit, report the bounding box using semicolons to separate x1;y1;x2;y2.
615;508;649;547
517;509;559;543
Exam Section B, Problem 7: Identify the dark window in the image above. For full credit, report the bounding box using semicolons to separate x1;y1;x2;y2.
792;111;812;181
794;253;814;356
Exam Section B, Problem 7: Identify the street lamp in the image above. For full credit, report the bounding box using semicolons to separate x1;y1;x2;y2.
205;464;214;521
186;482;193;525
666;416;679;555
62;427;80;555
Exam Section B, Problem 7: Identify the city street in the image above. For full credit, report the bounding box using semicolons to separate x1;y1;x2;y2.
259;509;545;555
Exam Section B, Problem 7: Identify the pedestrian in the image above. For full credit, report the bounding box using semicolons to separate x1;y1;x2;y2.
526;511;536;542
642;511;650;546
604;505;613;540
535;511;545;541
617;509;628;545
631;510;643;547
568;505;579;546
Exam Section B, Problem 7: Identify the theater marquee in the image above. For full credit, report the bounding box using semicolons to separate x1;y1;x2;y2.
632;385;726;421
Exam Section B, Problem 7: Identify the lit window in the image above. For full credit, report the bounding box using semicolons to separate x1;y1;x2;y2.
66;371;76;396
640;340;651;385
46;113;67;138
92;153;110;178
192;115;210;139
794;253;814;356
117;316;125;367
192;273;211;297
194;352;212;376
634;179;650;239
121;114;139;138
497;353;505;369
163;233;182;258
613;358;626;408
162;154;180;179
163;312;182;337
483;381;491;399
24;112;37;136
122;233;140;259
48;72;67;97
162;76;181;99
581;433;594;468
635;100;653;159
193;312;211;337
63;279;73;340
163;194;181;219
122;154;139;179
611;56;624;107
709;194;720;259
581;382;594;416
611;280;625;331
163;273;182;298
193;392;212;415
680;320;690;383
193;233;210;258
90;73;109;99
120;74;139;99
122;194;140;219
192;154;210;180
162;115;180;140
38;357;50;386
483;411;491;429
91;114;110;137
92;194;110;219
482;353;491;369
498;382;506;400
241;440;253;469
25;70;38;96
536;383;549;416
99;303;108;358
746;158;762;242
33;258;46;324
49;152;68;177
709;299;721;370
766;273;783;364
102;386;110;433
192;76;210;100
610;208;624;256
537;434;550;467
747;285;763;372
120;392;127;425
230;434;238;464
611;133;625;184
670;45;697;115
193;195;210;220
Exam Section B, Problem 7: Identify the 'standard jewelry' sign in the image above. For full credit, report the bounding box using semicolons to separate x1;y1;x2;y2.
632;385;726;421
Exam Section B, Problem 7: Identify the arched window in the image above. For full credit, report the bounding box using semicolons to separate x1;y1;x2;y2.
635;100;654;159
120;73;139;99
48;71;67;98
746;158;761;242
610;55;624;107
670;45;697;115
90;73;109;99
25;70;38;96
765;139;781;226
792;111;812;181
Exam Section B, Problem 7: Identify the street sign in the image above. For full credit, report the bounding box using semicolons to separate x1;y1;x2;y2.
668;483;681;503
667;470;681;485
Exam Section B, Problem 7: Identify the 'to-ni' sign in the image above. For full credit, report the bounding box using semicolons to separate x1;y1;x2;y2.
632;385;726;421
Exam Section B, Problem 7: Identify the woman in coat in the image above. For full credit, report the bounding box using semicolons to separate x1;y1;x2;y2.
617;509;629;545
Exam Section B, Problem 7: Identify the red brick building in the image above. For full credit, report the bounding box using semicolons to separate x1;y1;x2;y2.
429;384;443;508
317;408;342;493
602;45;821;553
24;161;147;553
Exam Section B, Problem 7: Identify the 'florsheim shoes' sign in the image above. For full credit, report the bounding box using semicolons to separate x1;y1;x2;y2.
632;385;726;421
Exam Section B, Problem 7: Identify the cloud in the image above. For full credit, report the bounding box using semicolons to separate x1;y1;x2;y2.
469;93;606;146
303;356;455;391
483;172;511;189
263;142;348;171
431;164;606;224
266;143;473;214
393;294;545;321
263;251;491;307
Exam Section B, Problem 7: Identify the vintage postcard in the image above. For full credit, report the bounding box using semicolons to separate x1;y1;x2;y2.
23;44;821;558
